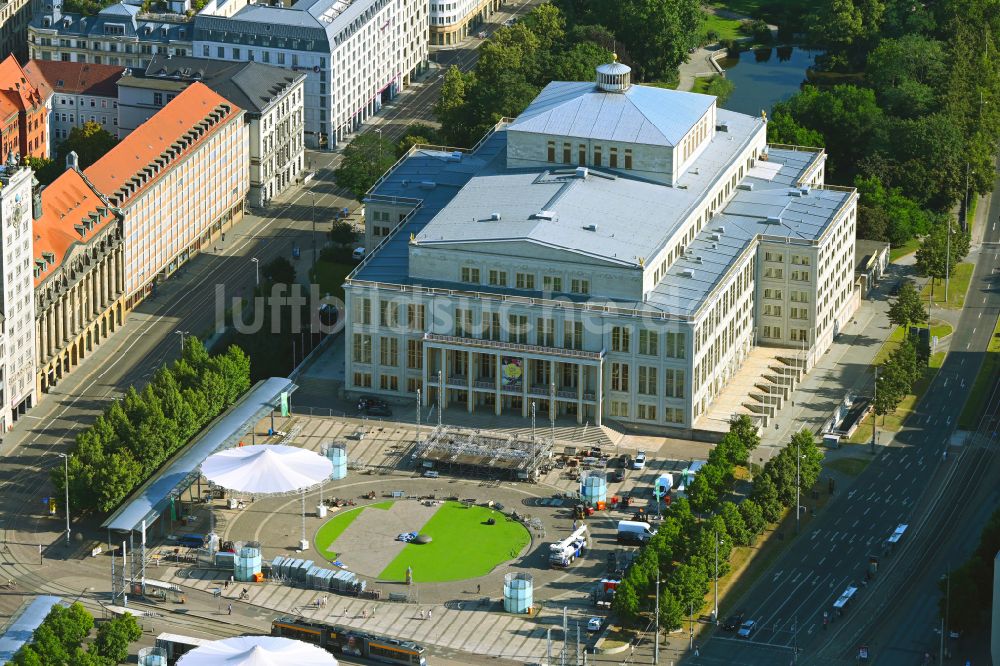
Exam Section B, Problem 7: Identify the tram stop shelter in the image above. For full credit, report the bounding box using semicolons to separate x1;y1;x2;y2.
101;377;297;544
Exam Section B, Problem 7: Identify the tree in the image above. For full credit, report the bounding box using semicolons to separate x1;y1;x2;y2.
611;0;703;81
611;576;641;621
719;501;752;546
329;220;356;250
705;76;735;104
916;220;971;289
92;613;142;663
887;279;928;328
750;471;782;522
657;588;686;632
59;122;118;170
789;429;824;493
434;66;474;146
395;123;445;157
686;472;718;514
665;562;709;613
767;112;825;148
24;156;61;185
262;257;296;286
333;132;397;201
738;499;766;537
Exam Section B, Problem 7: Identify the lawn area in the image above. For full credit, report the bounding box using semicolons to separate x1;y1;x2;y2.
692;76;713;94
309;258;355;304
929;320;953;340
315;503;391;557
701;11;742;41
379;502;530;582
958;313;1000;429
870;325;906;367
889;237;921;263
826;457;870;476
849;351;947;444
921;262;974;309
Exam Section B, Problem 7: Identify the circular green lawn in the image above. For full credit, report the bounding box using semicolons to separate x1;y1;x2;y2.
315;501;530;583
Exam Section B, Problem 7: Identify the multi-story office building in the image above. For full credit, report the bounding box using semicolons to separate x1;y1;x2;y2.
23;60;122;142
0;160;37;427
0;0;38;62
345;62;859;437
429;0;500;45
27;3;193;68
193;0;428;148
32;154;123;397
117;55;305;207
83;81;247;308
0;55;49;163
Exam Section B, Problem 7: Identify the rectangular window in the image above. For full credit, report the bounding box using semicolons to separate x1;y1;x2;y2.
379;301;398;327
611;326;630;353
508;315;528;344
454;308;473;337
624;148;633;169
611;363;630;392
353;297;371;325
546;140;555;163
563;142;571;163
542;275;562;293
232;47;240;59
406;304;425;331
638;404;657;421
593;145;602;167
153;92;163;106
379;337;399;366
407;340;422;369
488;269;507;287
638;330;658;356
564;321;583;350
665;331;686;359
515;273;535;290
379;374;398;391
665;368;685;398
536;318;554;347
570;279;590;295
483;312;501;341
353;372;372;388
407;377;423;393
610;401;630;418
578;144;586;166
638;366;657;395
460;267;480;284
609;147;618;168
352;333;372;363
665;407;684;424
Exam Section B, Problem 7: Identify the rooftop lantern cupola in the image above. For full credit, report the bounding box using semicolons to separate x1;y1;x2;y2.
595;55;631;93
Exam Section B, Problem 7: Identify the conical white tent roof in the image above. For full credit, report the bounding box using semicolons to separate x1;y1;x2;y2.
177;636;337;666
201;445;333;494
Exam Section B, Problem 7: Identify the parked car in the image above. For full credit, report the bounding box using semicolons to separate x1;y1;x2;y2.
722;611;745;632
608;470;624;483
632;452;646;470
587;617;602;633
737;619;756;639
352;247;366;260
358;396;391;416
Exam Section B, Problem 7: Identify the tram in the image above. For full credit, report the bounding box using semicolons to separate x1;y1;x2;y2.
271;616;427;665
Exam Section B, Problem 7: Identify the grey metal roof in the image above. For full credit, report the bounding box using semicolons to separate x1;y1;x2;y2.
31;3;193;41
507;81;716;147
0;596;63;663
195;0;381;44
101;377;296;534
131;55;305;114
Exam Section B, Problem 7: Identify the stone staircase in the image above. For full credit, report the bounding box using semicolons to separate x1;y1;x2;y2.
741;355;806;428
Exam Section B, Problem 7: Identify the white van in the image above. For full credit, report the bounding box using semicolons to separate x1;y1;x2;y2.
352;247;366;260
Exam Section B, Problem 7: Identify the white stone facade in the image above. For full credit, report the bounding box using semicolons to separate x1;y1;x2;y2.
0;164;37;429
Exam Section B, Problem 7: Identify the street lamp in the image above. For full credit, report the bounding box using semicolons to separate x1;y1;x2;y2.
713;531;723;622
795;440;806;535
251;257;260;287
174;330;189;354
57;453;70;545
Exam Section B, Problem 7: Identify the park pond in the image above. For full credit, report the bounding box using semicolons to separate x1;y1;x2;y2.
716;46;821;116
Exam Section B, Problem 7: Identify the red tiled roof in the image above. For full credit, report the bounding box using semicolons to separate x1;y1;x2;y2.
0;92;18;123
33;169;116;288
0;55;48;110
84;82;241;203
23;60;123;98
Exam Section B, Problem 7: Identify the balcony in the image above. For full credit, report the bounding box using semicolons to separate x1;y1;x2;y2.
423;333;604;362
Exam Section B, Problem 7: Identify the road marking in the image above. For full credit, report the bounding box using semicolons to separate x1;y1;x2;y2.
811;530;820;540
849;535;857;543
979;312;983;319
894;473;902;481
791;572;802;584
960;358;966;366
867;536;875;545
973;327;977;335
852;519;860;528
829;532;838;542
772;570;784;582
946;416;952;426
863;507;871;516
904;461;912;470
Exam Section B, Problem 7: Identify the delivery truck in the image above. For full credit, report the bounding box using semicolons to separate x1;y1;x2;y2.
549;525;589;567
617;520;656;545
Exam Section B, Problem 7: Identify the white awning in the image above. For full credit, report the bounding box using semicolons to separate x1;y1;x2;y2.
177;636;337;666
201;444;333;495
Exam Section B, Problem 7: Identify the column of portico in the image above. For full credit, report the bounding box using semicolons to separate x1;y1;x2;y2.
494;351;502;416
421;343;429;407
577;364;585;425
439;351;448;410
90;264;98;317
521;356;529;418
466;352;474;414
594;359;604;426
59;294;68;344
549;360;556;422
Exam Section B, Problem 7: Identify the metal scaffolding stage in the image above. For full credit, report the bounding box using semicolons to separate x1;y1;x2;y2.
414;425;553;481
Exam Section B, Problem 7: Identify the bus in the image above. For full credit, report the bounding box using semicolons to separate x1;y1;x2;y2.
154;632;213;664
271;617;427;665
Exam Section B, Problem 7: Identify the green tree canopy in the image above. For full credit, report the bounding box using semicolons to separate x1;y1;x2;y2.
887;279;928;328
262;257;296;286
333;132;397;201
59;122;118;170
93;613;142;663
916;220;971;284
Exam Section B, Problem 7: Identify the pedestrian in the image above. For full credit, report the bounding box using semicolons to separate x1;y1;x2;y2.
228;603;232;615
222;233;226;242
476;583;481;594
427;609;432;620
230;575;235;585
224;579;229;589
419;610;425;620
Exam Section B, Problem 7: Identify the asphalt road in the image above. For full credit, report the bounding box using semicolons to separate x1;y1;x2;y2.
691;173;1000;665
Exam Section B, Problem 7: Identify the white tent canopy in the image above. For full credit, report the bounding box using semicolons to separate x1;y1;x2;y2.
177;636;337;666
201;445;333;495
